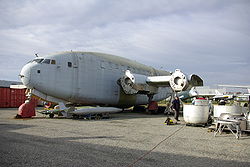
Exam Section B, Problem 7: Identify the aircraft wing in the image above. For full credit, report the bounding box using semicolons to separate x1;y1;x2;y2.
213;94;234;100
178;87;199;100
218;84;250;89
118;69;203;95
218;84;250;93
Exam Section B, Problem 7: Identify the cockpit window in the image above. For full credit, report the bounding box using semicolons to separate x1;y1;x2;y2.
51;60;56;64
33;59;44;63
42;59;51;64
30;58;55;65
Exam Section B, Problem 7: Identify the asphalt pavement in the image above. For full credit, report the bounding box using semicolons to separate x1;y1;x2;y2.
0;108;250;167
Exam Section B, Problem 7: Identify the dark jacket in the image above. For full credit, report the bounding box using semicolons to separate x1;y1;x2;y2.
172;99;180;111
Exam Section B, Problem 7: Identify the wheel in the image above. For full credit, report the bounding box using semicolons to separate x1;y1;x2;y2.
95;114;102;120
133;106;146;112
72;114;79;119
49;114;54;118
157;106;166;113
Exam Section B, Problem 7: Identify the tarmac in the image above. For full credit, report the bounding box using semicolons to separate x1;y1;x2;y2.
0;108;250;167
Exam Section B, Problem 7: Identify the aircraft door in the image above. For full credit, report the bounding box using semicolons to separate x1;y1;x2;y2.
30;64;42;87
71;52;80;100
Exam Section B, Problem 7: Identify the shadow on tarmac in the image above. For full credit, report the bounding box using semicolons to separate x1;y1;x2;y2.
0;123;249;167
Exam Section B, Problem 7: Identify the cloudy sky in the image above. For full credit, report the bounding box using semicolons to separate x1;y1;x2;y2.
0;0;249;86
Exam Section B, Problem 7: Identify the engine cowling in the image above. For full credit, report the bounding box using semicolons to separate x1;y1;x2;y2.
118;69;200;95
146;69;189;92
118;70;158;95
169;69;189;92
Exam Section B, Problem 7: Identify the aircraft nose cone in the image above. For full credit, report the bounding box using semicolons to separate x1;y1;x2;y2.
20;64;31;88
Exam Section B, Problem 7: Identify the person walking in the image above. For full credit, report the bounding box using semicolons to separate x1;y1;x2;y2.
172;96;180;121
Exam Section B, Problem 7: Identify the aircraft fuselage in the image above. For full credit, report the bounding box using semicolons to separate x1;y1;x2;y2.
20;52;172;107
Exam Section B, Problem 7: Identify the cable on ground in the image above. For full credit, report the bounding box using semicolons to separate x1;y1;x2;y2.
127;124;186;167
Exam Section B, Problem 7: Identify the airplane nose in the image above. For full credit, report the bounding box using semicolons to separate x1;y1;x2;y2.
19;64;32;87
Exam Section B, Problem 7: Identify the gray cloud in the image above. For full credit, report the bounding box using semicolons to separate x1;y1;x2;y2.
0;0;249;85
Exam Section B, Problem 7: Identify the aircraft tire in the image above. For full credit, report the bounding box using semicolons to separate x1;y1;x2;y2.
49;114;54;118
72;115;80;119
157;106;166;113
133;106;146;112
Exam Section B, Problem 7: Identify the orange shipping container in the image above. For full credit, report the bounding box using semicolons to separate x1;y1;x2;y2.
0;88;26;108
0;88;11;107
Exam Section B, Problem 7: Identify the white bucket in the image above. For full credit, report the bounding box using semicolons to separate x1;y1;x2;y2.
213;105;243;118
193;99;209;106
183;104;209;124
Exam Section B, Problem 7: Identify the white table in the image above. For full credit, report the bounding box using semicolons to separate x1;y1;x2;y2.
214;120;241;139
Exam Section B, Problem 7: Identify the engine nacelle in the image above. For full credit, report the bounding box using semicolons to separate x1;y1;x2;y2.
118;69;194;95
146;69;189;92
169;69;189;92
118;70;157;95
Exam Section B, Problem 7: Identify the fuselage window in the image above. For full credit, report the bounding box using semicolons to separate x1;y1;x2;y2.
42;59;51;64
51;60;56;64
68;62;72;67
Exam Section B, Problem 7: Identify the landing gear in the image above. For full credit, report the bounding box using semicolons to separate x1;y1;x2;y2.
133;106;146;112
164;91;176;115
49;114;54;118
72;114;80;119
